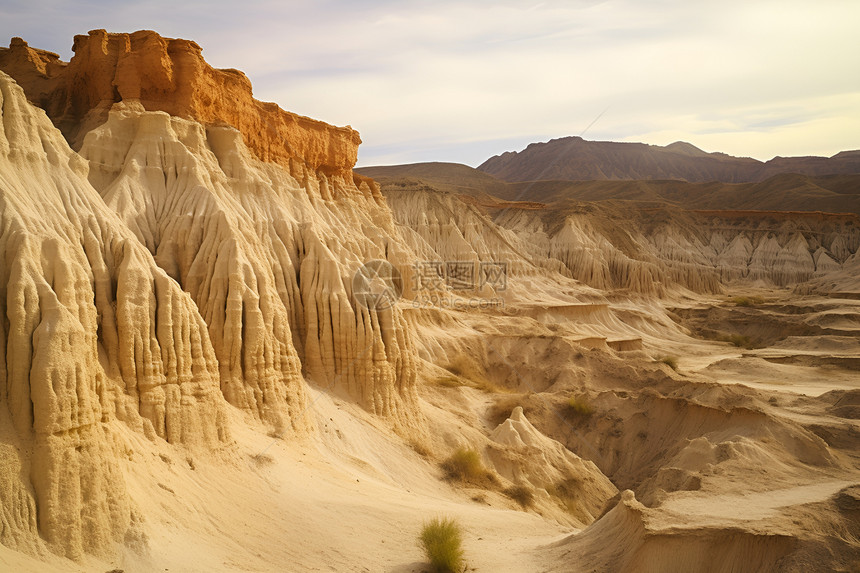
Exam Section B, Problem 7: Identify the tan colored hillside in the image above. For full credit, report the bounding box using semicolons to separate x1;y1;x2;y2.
359;162;860;215
1;31;859;573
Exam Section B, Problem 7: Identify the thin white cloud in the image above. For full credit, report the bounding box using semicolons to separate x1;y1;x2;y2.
1;0;858;166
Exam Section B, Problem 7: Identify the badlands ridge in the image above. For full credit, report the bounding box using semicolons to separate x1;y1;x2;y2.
0;30;858;572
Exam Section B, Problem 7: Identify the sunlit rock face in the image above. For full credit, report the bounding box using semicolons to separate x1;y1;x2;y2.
0;30;420;561
0;29;361;175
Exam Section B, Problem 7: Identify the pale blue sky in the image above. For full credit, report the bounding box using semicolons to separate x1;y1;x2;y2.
2;0;859;166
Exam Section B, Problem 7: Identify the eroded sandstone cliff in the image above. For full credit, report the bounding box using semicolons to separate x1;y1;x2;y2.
0;30;420;562
0;71;230;560
0;30;361;176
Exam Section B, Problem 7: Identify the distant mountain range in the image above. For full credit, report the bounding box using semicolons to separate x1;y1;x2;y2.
356;162;860;215
477;136;860;183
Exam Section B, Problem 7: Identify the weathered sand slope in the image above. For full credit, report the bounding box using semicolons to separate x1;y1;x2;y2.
1;30;859;573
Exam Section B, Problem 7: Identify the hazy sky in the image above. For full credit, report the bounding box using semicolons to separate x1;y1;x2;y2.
2;0;858;167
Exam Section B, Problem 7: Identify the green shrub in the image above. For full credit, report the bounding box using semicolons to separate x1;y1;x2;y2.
419;517;464;573
487;395;528;427
504;484;535;508
436;376;463;388
566;395;594;418
717;333;754;349
548;477;582;515
728;334;753;348
441;448;485;482
658;356;678;370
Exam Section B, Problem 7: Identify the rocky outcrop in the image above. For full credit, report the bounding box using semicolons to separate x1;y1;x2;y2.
0;30;361;176
0;71;229;560
489;407;617;524
383;186;572;298
492;206;860;294
545;490;798;573
78;100;419;426
368;164;860;294
0;31;421;562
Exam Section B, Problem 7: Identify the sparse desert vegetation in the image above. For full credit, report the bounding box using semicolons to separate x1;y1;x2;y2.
250;452;275;466
440;357;507;393
419;517;465;573
565;395;594;418
487;393;532;426
435;375;463;388
441;448;497;486
717;333;755;349
547;478;584;516
2;15;859;573
503;484;535;508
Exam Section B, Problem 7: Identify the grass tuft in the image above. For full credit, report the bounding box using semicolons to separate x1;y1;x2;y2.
487;395;528;427
435;376;463;388
504;484;535;508
419;517;465;573
409;438;431;458
566;395;594;418
444;355;507;394
441;448;485;482
251;453;274;466
716;333;754;349
728;334;753;348
547;477;583;516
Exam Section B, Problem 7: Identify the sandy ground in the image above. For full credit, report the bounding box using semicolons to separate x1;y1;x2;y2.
3;290;858;572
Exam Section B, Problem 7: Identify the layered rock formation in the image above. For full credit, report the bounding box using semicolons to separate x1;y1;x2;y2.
0;30;360;175
0;70;230;560
3;27;859;573
370;166;860;295
79;99;419;426
0;31;421;562
498;207;860;293
489;407;617;524
361;163;860;217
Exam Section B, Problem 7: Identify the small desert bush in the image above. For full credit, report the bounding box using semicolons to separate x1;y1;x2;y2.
658;356;678;370
566;395;594;418
548;477;582;515
445;355;483;383
728;334;753;348
717;333;754;349
504;484;535;508
251;452;274;466
441;448;486;482
419;517;465;573
409;438;431;457
444;354;507;394
435;376;463;388
487;394;529;427
470;378;506;394
730;295;765;307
